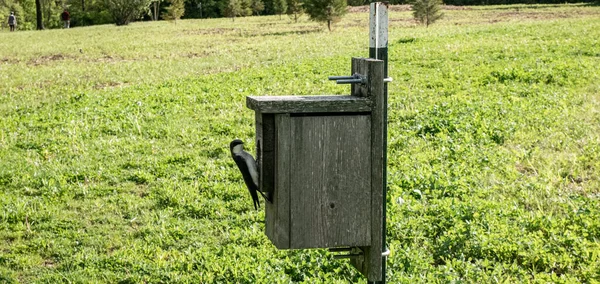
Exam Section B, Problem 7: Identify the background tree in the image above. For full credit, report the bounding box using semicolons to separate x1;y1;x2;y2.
66;0;112;27
222;0;249;20
183;0;220;19
272;0;285;18
303;0;346;31
346;0;365;5
286;0;302;22
162;0;185;20
104;0;152;25
411;0;443;27
251;0;264;15
151;0;162;20
42;0;62;28
35;0;43;29
241;0;252;16
0;0;25;27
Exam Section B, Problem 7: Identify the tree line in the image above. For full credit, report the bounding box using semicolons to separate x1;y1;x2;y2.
1;0;350;29
2;0;596;30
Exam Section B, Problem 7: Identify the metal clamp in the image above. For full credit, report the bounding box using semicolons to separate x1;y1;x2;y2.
329;247;364;259
382;248;390;257
329;75;392;84
329;73;367;85
329;247;390;259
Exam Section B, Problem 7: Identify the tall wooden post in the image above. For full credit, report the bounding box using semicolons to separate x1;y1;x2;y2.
369;2;388;284
347;58;385;282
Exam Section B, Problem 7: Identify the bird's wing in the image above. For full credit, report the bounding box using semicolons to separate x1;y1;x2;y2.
241;151;259;188
233;153;259;209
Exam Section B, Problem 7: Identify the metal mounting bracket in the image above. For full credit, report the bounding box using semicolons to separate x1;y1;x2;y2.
328;73;367;85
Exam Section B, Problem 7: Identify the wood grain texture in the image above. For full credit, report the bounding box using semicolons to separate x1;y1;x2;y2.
289;115;371;249
257;59;385;272
247;95;372;114
257;113;275;202
255;112;263;193
265;114;292;249
347;58;385;281
351;58;369;98
366;58;385;282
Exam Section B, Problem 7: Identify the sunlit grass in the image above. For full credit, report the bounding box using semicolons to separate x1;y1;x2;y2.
1;4;599;283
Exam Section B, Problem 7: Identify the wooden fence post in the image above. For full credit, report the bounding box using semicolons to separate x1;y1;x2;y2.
369;3;389;283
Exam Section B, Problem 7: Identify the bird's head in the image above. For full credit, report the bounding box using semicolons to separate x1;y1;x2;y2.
230;139;244;155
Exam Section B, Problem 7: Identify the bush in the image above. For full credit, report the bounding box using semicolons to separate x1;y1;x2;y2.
162;0;185;21
221;0;253;20
286;0;303;22
411;0;443;27
303;0;347;31
104;0;152;25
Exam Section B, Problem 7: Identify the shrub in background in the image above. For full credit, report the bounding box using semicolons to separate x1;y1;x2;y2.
162;0;185;21
286;0;303;22
104;0;152;25
412;0;443;27
251;0;265;15
303;0;346;31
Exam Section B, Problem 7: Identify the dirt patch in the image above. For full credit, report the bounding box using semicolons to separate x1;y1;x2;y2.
479;9;600;23
258;27;323;37
342;19;366;28
43;259;55;268
0;57;19;64
564;174;586;184
442;5;471;10
183;28;235;35
93;55;127;63
184;51;215;58
516;163;537;176
28;54;75;66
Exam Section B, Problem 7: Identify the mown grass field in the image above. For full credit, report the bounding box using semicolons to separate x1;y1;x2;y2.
1;4;600;283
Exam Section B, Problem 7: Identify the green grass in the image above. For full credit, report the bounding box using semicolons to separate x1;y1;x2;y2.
1;4;600;283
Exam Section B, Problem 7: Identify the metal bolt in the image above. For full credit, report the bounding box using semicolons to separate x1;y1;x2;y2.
328;76;356;80
328;73;367;85
336;79;365;84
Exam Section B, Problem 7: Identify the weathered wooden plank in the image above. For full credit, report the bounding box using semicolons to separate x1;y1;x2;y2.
351;58;368;98
289;115;372;249
321;115;372;248
265;114;291;249
348;58;385;281
259;113;275;203
351;57;371;276
370;6;390;280
247;95;372;114
367;58;385;282
255;112;264;200
289;115;324;248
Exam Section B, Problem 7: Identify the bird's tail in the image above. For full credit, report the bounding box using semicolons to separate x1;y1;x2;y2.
257;190;269;202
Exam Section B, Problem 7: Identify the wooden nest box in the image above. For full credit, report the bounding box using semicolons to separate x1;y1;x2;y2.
246;58;385;278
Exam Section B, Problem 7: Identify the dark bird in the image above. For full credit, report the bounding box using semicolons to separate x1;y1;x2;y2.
230;139;267;210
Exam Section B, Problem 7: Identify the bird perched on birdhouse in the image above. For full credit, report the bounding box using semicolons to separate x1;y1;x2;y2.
230;139;268;210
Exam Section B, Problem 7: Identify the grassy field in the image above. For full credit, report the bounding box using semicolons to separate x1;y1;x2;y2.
1;3;600;283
